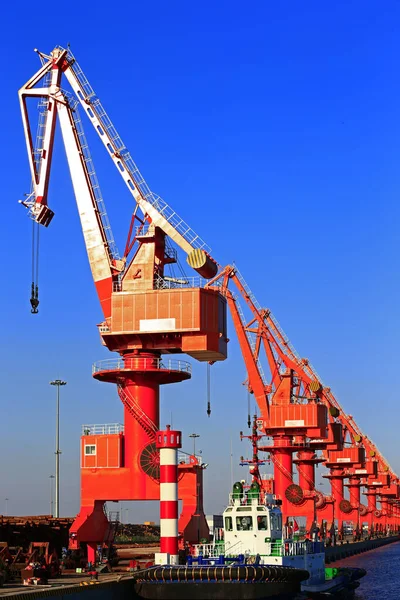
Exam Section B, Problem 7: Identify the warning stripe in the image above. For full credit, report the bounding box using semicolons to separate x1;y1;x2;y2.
160;464;178;483
160;500;178;519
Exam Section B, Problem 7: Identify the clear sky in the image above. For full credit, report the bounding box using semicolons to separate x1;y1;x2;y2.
1;1;400;522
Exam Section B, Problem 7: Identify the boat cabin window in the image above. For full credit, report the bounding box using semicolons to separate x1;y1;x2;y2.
257;515;268;530
236;516;253;531
225;508;233;512
225;516;233;531
236;507;251;511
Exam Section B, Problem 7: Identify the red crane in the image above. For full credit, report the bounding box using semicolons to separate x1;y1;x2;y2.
19;46;227;563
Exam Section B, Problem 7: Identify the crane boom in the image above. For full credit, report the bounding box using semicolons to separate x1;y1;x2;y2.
20;47;218;281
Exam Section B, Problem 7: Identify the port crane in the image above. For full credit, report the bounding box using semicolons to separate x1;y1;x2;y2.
19;46;227;563
210;265;400;535
19;47;399;561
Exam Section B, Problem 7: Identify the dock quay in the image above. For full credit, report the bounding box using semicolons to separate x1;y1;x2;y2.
0;573;135;599
325;534;400;563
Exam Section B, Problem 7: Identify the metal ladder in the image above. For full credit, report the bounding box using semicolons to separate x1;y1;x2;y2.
102;509;120;561
59;45;211;254
68;95;120;260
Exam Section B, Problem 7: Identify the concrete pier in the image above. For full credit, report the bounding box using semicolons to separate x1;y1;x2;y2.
325;534;400;563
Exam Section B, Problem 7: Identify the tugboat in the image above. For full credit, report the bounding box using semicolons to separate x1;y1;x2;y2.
134;422;366;599
187;419;366;599
189;480;366;598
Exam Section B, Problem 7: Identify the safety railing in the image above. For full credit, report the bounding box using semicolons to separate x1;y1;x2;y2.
92;357;191;374
154;274;208;289
192;542;225;558
81;423;124;435
112;274;224;292
59;45;211;254
178;451;203;466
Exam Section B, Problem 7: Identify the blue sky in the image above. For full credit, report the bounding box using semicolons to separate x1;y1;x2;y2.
2;1;400;521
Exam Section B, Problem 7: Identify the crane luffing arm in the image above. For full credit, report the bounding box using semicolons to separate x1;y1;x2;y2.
18;51;65;225
19;48;121;319
220;271;270;418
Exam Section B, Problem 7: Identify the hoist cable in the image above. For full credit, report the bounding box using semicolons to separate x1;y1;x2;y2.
36;223;40;284
31;220;35;282
30;220;40;314
207;363;211;417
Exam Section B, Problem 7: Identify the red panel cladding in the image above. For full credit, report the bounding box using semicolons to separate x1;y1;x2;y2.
110;288;225;334
268;403;327;434
327;446;365;466
81;435;122;469
354;460;378;477
380;484;400;497
103;288;228;361
378;473;390;486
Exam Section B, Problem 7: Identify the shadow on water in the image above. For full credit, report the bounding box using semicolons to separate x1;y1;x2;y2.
334;541;400;600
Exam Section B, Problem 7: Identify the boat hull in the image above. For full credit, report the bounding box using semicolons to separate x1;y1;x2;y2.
133;564;309;599
134;581;302;599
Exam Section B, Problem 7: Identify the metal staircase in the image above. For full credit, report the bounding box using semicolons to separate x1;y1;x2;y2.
101;509;120;562
117;385;157;440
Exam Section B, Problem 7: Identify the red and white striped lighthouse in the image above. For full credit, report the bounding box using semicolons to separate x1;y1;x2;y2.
155;425;182;565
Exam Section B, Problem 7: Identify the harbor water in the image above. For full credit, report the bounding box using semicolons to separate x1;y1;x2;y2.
335;540;400;599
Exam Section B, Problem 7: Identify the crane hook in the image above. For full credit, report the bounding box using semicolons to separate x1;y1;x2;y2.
30;282;39;314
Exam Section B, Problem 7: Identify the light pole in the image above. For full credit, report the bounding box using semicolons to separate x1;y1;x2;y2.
189;433;200;456
50;380;67;518
49;475;55;516
4;498;8;517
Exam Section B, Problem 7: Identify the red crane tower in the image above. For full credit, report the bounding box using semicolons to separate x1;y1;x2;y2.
19;46;227;563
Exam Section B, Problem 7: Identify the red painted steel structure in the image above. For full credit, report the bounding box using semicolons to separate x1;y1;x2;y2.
18;47;400;559
18;47;226;563
208;265;400;537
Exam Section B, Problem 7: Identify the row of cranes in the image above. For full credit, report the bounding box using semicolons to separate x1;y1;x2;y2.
18;46;399;562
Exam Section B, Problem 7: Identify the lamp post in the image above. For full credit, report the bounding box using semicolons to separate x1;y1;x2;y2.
49;475;55;517
4;498;8;517
50;380;67;518
189;433;200;456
